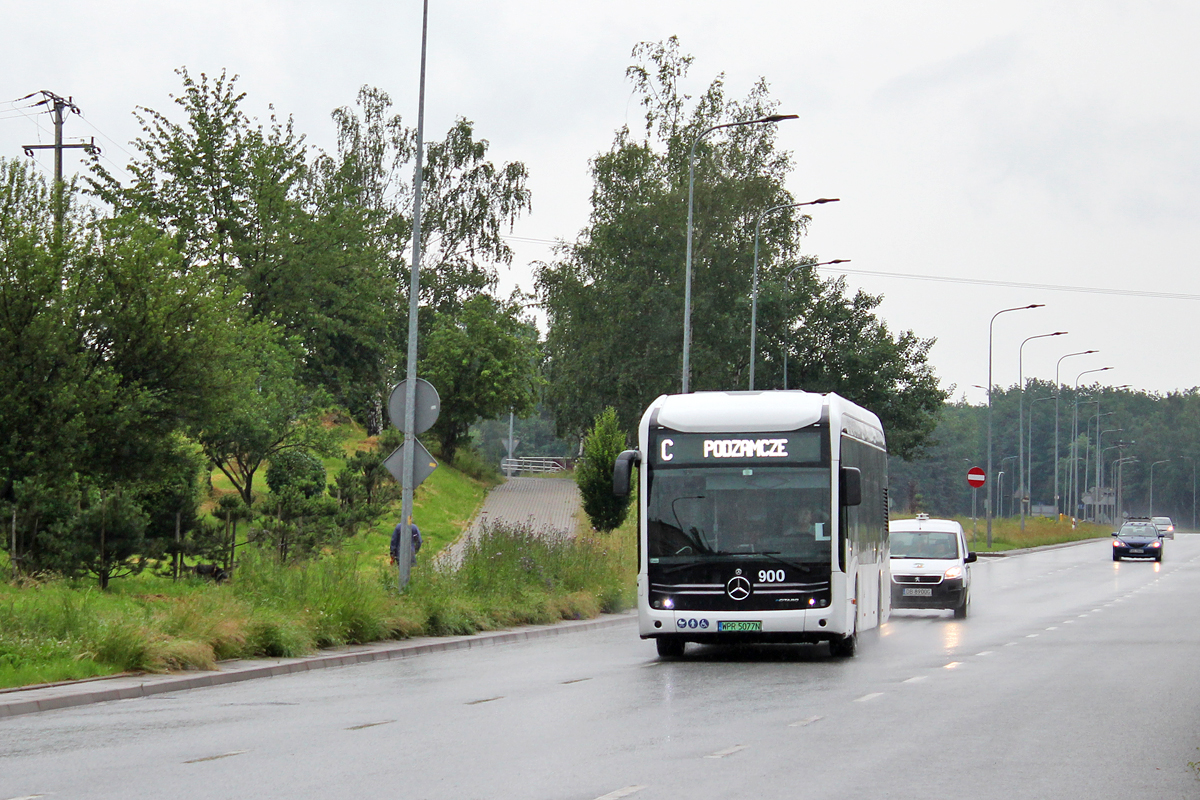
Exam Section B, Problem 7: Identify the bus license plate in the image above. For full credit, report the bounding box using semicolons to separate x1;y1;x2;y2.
718;620;762;632
903;587;933;597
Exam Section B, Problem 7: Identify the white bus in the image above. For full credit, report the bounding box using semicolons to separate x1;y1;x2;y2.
612;390;889;658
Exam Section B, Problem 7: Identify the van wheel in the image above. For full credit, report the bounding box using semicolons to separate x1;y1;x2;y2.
953;592;969;619
656;637;685;658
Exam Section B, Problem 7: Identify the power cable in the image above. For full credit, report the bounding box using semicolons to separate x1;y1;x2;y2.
814;265;1200;302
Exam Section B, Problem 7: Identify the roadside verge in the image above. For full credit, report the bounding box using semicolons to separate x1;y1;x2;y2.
0;611;636;720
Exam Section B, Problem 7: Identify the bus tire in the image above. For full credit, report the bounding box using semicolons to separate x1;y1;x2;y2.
829;631;856;658
656;637;685;658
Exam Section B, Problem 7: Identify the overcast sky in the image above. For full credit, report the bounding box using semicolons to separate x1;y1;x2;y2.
4;1;1198;403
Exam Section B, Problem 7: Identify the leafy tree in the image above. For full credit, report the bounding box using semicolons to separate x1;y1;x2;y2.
419;294;543;463
196;324;338;507
575;407;632;532
267;450;328;498
537;38;946;456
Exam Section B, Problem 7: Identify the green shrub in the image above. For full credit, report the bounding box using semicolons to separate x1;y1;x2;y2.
267;450;327;498
575;407;631;532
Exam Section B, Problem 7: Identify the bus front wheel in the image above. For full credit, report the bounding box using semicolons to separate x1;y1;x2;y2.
656;637;685;658
829;631;856;657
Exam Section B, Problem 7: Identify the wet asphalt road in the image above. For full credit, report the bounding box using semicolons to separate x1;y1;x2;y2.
4;536;1200;800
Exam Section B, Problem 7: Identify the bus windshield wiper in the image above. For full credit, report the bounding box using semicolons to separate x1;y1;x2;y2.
756;551;817;573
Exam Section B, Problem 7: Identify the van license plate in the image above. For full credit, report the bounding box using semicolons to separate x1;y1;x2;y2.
903;588;933;597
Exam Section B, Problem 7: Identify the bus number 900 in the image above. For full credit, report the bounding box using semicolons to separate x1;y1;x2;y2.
758;569;785;583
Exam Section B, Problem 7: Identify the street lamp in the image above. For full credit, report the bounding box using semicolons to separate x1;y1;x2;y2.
682;113;798;394
1071;367;1113;518
986;304;1044;547
1028;394;1057;518
749;199;842;390
1149;459;1170;516
1183;456;1197;532
1084;410;1112;520
1113;455;1137;521
1018;331;1067;531
1001;455;1019;517
1054;350;1098;516
1096;428;1122;523
771;257;851;390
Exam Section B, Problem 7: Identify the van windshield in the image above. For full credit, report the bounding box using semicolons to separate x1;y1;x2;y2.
891;530;960;559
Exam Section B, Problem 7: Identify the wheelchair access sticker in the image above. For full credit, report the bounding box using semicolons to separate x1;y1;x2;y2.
676;618;710;630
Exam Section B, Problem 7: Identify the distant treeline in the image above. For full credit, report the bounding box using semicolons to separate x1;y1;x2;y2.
889;381;1200;526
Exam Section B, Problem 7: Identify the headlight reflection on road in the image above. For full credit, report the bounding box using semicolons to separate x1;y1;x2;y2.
942;622;962;653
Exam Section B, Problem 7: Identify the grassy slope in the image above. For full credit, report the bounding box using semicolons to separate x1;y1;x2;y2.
892;514;1111;551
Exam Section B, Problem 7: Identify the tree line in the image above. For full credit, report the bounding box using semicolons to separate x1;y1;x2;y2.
889;382;1200;527
2;40;950;586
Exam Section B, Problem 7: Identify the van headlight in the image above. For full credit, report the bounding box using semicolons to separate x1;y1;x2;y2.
944;566;963;580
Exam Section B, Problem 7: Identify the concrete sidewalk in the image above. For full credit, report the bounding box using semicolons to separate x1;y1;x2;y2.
441;476;583;566
0;611;635;720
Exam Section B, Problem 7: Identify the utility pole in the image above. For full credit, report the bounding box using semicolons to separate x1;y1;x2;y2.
19;90;100;234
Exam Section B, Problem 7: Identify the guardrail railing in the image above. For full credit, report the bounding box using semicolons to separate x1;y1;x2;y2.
500;457;568;474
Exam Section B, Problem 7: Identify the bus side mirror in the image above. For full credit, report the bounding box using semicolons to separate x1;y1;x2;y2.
840;466;862;507
612;450;641;497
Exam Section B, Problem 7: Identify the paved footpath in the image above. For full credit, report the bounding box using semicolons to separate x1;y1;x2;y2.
1;475;592;719
440;476;583;566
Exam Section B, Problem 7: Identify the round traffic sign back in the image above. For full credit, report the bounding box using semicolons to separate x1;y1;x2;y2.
966;467;986;488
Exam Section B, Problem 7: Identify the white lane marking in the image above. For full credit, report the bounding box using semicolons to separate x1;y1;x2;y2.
184;750;247;764
6;796;46;800
1064;620;1075;624
903;675;928;683
943;661;962;669
855;692;884;702
789;715;824;727
1046;626;1058;630
705;745;748;759
1004;642;1018;646
1078;614;1089;618
976;651;994;656
593;786;647;800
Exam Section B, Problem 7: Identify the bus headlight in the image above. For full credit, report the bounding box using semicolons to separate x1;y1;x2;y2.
663;597;675;609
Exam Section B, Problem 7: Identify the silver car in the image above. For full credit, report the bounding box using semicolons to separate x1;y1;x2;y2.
1151;516;1175;539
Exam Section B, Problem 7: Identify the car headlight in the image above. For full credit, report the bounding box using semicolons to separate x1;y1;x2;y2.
1112;539;1124;548
1149;540;1162;548
944;566;963;579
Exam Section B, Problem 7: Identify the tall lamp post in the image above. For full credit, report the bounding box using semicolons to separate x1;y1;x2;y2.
1149;459;1170;516
1028;394;1057;517
1054;350;1098;516
1183;456;1197;532
749;200;841;389
1097;428;1122;523
682;113;798;394
1018;331;1067;531
1071;367;1113;519
986;304;1044;547
1001;455;1019;517
777;258;850;389
1083;410;1112;520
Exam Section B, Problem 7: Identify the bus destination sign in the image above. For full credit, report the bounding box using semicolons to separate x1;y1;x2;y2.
651;431;821;466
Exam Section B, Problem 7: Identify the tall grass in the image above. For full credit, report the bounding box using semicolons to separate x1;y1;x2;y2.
893;514;1112;551
0;519;636;689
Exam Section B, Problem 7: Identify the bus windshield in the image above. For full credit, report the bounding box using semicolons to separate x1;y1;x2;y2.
647;466;831;561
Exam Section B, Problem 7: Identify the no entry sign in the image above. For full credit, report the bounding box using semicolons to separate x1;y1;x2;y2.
967;467;986;488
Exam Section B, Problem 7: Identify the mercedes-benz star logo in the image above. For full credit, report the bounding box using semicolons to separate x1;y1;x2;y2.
726;575;752;601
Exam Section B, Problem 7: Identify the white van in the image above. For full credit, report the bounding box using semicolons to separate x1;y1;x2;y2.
888;515;976;618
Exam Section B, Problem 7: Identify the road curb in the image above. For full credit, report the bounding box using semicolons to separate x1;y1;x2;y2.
0;611;637;720
972;537;1109;558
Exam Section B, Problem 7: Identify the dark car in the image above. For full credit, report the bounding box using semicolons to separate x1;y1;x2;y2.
1112;521;1164;562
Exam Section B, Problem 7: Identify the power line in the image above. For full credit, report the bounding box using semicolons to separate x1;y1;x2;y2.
815;264;1200;302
